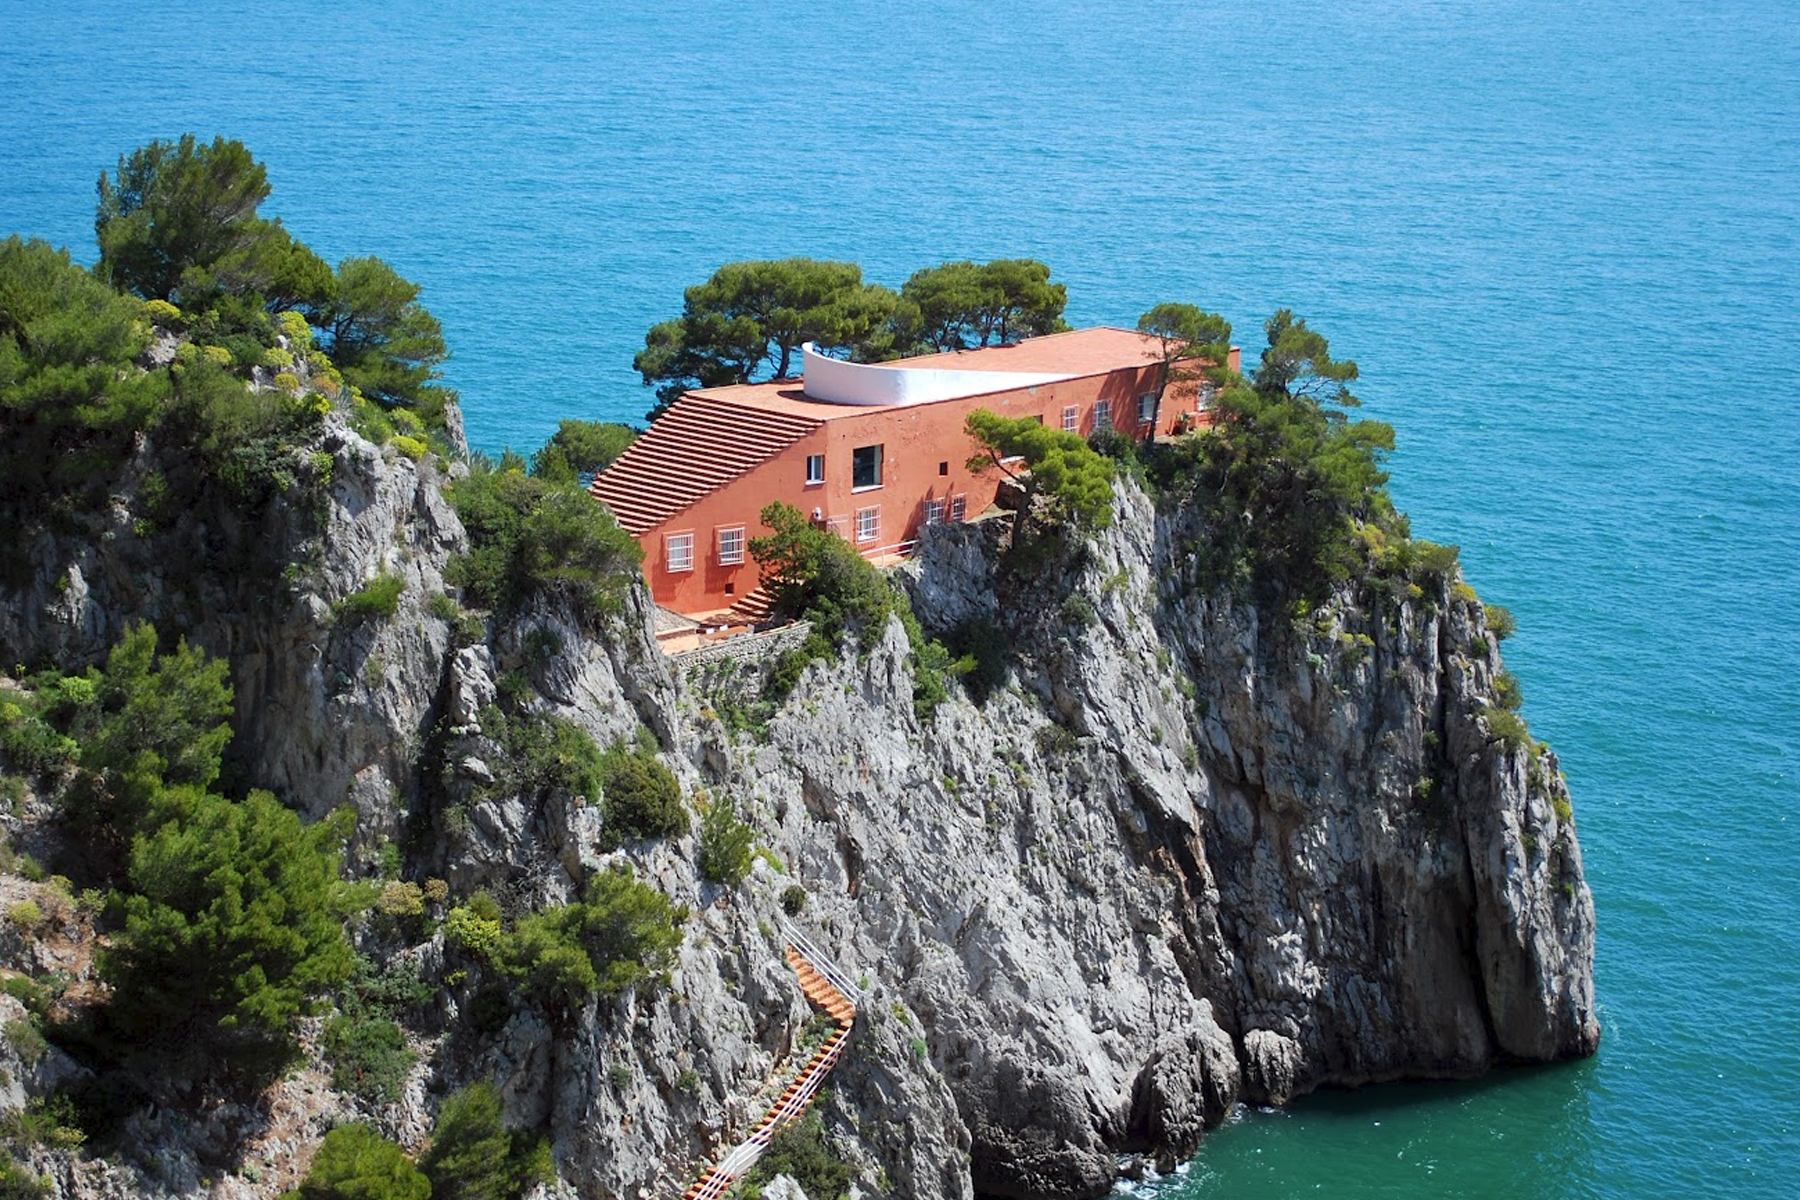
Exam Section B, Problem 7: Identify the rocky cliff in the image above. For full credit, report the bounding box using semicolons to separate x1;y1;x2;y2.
0;410;1597;1200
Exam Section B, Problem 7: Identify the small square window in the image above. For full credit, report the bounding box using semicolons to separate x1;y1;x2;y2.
717;525;745;565
666;532;694;573
1062;405;1078;432
806;453;825;485
1137;391;1157;423
855;506;880;543
925;498;947;525
948;494;966;522
853;444;883;490
1094;399;1112;430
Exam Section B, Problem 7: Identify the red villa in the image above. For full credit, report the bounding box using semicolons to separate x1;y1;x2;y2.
589;327;1238;627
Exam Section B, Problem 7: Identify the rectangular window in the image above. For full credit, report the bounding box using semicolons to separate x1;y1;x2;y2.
805;453;825;485
948;494;966;522
716;525;745;565
1062;405;1078;432
925;498;947;525
852;444;883;490
1137;391;1157;423
666;531;694;573
1094;399;1112;430
855;506;880;543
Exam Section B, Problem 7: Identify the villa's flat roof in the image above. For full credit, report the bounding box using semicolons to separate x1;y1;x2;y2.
686;326;1166;421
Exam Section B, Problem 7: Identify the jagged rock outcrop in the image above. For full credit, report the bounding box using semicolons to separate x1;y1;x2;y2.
0;433;1596;1200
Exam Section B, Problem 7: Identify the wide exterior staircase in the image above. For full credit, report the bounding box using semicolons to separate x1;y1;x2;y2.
588;393;821;536
679;923;864;1200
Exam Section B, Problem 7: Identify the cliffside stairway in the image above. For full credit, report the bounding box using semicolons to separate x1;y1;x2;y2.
678;922;865;1200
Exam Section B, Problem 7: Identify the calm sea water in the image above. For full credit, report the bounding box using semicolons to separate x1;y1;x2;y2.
4;1;1797;1195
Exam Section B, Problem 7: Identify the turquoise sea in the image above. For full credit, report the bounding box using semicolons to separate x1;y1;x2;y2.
3;1;1796;1195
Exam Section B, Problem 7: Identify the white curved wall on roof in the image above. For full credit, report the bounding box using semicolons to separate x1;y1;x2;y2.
800;342;1073;406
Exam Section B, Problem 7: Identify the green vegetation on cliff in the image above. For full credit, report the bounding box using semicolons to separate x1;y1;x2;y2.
445;458;642;625
1;624;356;1083
633;257;1068;419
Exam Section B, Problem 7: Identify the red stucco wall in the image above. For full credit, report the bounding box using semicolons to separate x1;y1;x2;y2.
634;364;1162;615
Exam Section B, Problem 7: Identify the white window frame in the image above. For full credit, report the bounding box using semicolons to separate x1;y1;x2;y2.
665;531;694;573
1062;404;1079;432
948;494;966;522
1137;391;1157;424
855;506;880;543
1094;399;1112;430
924;498;947;525
805;453;825;485
716;525;745;566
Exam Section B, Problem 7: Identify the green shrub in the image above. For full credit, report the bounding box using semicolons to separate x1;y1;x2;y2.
750;502;897;638
337;573;406;620
418;1080;550;1200
1492;669;1523;712
4;1017;46;1066
0;702;77;776
1484;604;1517;640
499;865;685;1009
427;593;460;622
697;798;754;886
1480;707;1530;750
0;1095;85;1149
377;881;425;919
530;420;639;481
273;371;302;393
445;905;503;963
285;1123;427;1200
392;435;428;461
58;621;234;839
0;1153;47;1199
1059;593;1097;629
277;310;313;347
141;298;183;325
2;976;44;1014
351;395;397;445
740;1111;851;1200
598;749;686;847
1162;318;1399;603
323;1012;414;1104
480;709;607;803
1411;540;1461;578
6;901;42;931
103;791;355;1070
780;885;807;916
445;464;641;625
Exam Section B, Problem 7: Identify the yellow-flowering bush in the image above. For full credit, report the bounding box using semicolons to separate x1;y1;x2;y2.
391;435;427;461
272;371;302;394
263;346;294;370
199;344;233;367
276;309;313;347
141;298;183;325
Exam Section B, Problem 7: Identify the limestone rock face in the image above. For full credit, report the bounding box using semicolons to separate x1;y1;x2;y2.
0;442;1595;1200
